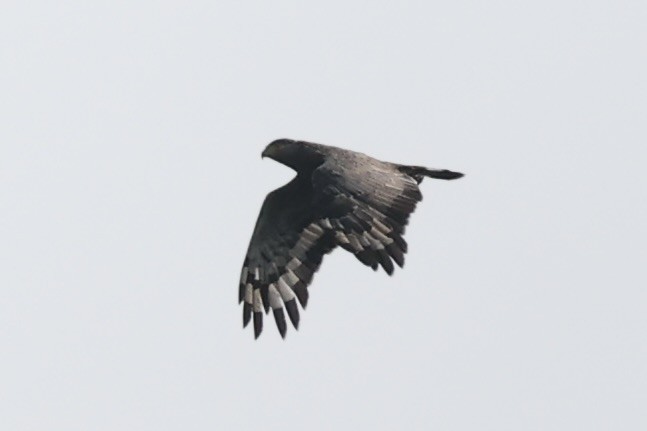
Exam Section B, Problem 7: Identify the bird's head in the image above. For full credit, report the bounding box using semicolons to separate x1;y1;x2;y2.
262;139;325;172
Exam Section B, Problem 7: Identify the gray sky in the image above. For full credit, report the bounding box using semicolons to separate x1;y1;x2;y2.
1;1;645;430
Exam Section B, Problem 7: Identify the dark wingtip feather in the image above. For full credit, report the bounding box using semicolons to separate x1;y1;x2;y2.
292;282;309;309
285;299;300;329
243;303;252;327
356;249;378;267
253;311;263;338
273;308;287;339
378;249;394;275
392;233;408;253
386;243;405;268
260;286;271;313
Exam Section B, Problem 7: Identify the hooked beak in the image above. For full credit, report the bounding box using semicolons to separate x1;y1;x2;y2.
261;139;290;159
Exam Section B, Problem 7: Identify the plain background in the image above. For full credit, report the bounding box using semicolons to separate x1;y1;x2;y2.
1;1;645;430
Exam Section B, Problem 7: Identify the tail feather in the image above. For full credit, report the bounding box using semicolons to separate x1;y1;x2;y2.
398;165;464;183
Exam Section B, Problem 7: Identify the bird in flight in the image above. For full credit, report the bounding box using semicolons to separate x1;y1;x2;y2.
239;139;463;338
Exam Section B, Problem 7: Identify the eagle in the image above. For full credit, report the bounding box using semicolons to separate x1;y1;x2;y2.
239;139;464;338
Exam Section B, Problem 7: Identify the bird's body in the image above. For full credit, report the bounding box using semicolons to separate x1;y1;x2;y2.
240;139;463;338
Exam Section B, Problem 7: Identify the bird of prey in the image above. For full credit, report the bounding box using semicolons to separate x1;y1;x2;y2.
239;139;463;338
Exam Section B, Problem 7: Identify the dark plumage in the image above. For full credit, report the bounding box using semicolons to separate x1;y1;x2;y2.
239;139;464;338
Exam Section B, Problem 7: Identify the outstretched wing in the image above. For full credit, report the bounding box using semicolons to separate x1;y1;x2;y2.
239;177;336;338
312;158;424;275
240;157;427;338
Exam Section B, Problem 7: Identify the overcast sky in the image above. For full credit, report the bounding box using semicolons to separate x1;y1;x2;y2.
1;1;645;430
